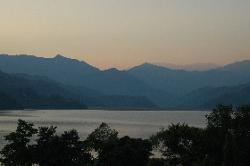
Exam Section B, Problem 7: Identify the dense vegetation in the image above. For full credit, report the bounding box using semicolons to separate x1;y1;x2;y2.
1;105;250;166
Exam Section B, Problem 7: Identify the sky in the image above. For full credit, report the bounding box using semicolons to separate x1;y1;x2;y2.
0;0;250;69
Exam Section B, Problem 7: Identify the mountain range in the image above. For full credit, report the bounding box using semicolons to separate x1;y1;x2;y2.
0;54;250;110
0;70;156;110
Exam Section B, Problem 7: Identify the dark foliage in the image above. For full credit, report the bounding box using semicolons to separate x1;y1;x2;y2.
204;105;250;166
0;119;38;166
86;122;119;153
32;127;92;166
151;105;250;166
96;136;152;166
1;105;250;166
151;123;206;166
147;158;168;166
0;120;92;166
86;123;152;166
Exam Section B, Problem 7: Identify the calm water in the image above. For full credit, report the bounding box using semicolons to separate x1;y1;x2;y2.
0;110;209;147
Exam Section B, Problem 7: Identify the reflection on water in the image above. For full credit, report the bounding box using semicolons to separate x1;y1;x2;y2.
0;110;209;147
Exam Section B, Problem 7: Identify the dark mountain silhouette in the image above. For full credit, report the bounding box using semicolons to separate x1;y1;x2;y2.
0;54;99;86
0;91;21;110
0;54;170;106
0;70;157;110
80;67;172;106
1;54;250;109
177;83;250;109
0;71;87;110
128;62;250;96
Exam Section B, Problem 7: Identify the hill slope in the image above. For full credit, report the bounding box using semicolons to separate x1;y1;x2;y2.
0;54;100;86
0;70;157;110
177;83;250;109
0;71;87;110
1;54;250;109
128;62;250;96
0;54;171;106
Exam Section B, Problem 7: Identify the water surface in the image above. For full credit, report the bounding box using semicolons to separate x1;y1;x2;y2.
0;110;209;146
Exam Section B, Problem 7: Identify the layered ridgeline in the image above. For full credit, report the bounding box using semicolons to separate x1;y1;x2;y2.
128;62;250;108
0;71;156;110
173;83;250;109
0;54;250;109
0;54;157;110
0;71;87;109
128;62;250;96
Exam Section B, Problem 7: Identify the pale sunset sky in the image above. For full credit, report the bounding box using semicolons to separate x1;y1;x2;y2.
0;0;250;69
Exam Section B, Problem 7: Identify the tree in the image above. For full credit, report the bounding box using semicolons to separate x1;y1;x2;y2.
97;136;152;166
204;105;250;166
151;123;206;166
0;119;37;166
33;126;92;166
0;120;92;166
204;105;234;166
232;105;250;166
86;123;152;166
147;158;168;166
86;122;118;153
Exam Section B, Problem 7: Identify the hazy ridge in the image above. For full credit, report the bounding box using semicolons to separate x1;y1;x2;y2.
0;54;250;110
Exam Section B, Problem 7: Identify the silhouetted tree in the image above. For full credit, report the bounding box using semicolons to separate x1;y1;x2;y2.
151;123;205;166
86;123;152;166
204;105;234;166
0;119;37;166
203;105;250;166
97;136;152;166
86;122;118;154
228;105;250;166
147;158;168;166
32;126;92;166
0;120;92;166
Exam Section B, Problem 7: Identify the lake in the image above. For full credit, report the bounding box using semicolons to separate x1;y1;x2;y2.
0;110;209;147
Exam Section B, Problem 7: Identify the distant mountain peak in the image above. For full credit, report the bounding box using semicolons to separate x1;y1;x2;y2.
54;54;67;59
128;62;174;73
104;68;120;72
141;62;157;67
131;63;159;69
53;54;97;68
53;54;77;62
